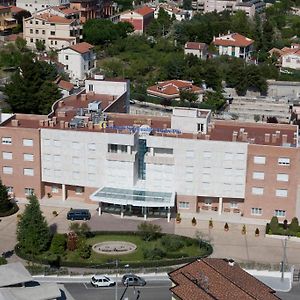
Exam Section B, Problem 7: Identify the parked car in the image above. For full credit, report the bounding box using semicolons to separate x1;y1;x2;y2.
122;274;146;286
91;275;116;287
67;209;91;221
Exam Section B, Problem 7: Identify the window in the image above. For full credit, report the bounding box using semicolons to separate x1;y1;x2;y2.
66;65;68;70
88;84;94;91
6;186;13;194
251;208;262;216
230;202;238;209
50;31;55;36
65;55;68;60
23;153;34;161
75;186;83;194
72;156;80;164
277;173;289;182
185;150;194;159
53;140;60;147
278;157;290;166
2;137;11;144
30;38;33;43
88;143;96;151
224;152;233;160
252;187;264;195
108;144;118;153
224;168;232;176
197;123;204;132
2;152;12;160
236;153;245;160
72;171;80;179
179;201;190;209
23;139;33;146
204;198;212;206
252;172;264;180
25;188;34;196
276;189;288;197
120;145;127;153
35;21;38;25
35;29;39;34
203;151;212;158
42;30;45;34
30;29;33;34
51;185;59;193
254;156;266;164
24;168;34;176
275;210;286;217
3;166;12;174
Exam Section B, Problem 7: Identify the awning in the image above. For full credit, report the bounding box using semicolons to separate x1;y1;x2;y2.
90;187;175;208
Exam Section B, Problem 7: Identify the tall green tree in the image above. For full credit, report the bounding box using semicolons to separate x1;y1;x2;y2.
17;194;50;255
0;180;13;213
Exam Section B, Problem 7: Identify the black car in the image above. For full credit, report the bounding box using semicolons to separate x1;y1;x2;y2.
67;209;91;221
122;274;146;286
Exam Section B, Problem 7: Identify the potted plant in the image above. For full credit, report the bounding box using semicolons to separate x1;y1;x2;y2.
192;217;197;226
242;224;246;235
255;228;260;237
209;218;213;229
224;222;229;231
176;213;181;224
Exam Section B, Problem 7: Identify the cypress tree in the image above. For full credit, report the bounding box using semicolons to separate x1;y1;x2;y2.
0;180;13;213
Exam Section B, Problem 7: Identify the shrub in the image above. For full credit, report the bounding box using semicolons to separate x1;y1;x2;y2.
67;232;78;251
137;222;162;241
161;235;184;252
165;252;189;259
289;217;299;233
0;256;7;265
255;228;260;236
224;223;229;231
283;219;288;230
50;234;66;255
242;224;246;234
270;216;279;233
209;219;213;228
143;247;166;260
69;223;91;237
192;217;197;225
78;243;92;259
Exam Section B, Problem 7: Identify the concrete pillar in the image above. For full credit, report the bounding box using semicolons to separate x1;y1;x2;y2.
127;145;131;154
121;205;124;218
167;207;171;222
144;207;147;220
98;203;102;216
218;197;223;215
62;184;66;202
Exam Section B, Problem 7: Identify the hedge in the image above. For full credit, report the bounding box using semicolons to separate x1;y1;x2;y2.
0;204;19;217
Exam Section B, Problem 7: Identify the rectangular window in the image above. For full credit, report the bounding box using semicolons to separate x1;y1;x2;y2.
42;30;45;34
236;153;245;160
252;187;264;195
24;168;34;176
2;152;12;160
25;188;34;196
108;144;118;153
65;55;68;60
23;139;33;146
23;153;33;161
224;152;233;160
251;208;262;216
88;84;93;92
72;156;80;164
30;29;33;34
252;172;264;180
88;143;96;151
179;201;190;209
254;156;266;164
51;185;59;193
75;186;83;194
6;186;13;193
276;189;288;197
53;140;60;147
54;155;61;162
120;145;127;153
72;171;80;179
278;157;290;166
204;198;212;206
224;168;232;176
275;210;286;217
72;142;80;150
203;151;212;158
230;202;238;209
277;173;289;182
3;166;13;174
50;31;55;35
54;169;61;177
35;29;39;34
185;150;194;159
2;137;12;144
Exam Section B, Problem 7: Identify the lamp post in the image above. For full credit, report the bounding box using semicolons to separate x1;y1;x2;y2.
115;259;119;300
281;236;290;281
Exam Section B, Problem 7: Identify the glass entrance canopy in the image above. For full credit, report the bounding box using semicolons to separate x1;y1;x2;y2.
90;187;175;208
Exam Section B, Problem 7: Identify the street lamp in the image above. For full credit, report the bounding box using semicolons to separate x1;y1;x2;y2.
115;259;119;300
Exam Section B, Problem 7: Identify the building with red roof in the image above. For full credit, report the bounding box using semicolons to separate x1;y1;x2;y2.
120;6;154;34
184;42;208;60
269;44;300;70
213;32;254;60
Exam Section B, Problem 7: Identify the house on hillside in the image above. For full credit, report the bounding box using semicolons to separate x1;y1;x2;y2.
120;6;154;34
269;44;300;70
212;32;254;60
58;42;96;84
147;80;204;102
184;42;208;59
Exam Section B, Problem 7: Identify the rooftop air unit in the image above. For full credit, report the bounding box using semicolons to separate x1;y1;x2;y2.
88;101;101;112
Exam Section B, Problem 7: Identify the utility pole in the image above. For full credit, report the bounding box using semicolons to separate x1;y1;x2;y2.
115;259;119;300
281;237;288;281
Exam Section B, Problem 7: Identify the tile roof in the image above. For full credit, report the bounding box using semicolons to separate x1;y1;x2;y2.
36;13;74;24
185;42;207;50
68;42;94;54
9;5;25;13
57;80;74;91
169;259;280;300
213;33;254;47
134;6;154;16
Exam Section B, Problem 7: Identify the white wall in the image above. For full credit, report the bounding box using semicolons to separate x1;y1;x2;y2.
16;0;69;14
282;54;300;70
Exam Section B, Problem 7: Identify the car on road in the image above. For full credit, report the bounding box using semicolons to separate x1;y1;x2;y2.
67;209;91;221
91;275;116;287
122;274;146;286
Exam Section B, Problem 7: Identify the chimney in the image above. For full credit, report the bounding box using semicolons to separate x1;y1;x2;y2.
44;120;49;127
193;133;197;139
232;131;238;142
11;119;19;127
264;133;270;143
39;120;44;127
205;134;210;140
58;100;64;107
228;259;235;267
64;121;69;128
242;132;248;142
49;120;54;127
163;123;167;129
81;94;87;102
208;124;212;133
272;133;277;143
60;120;65;129
282;134;288;144
52;116;57;124
88;121;94;129
276;130;280;139
108;120;114;127
147;118;152;126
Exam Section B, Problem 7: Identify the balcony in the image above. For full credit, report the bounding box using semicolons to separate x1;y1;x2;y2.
106;151;137;162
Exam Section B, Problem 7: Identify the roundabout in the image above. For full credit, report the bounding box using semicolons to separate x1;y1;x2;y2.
92;241;137;255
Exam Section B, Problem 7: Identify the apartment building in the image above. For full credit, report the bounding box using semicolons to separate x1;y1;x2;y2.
23;13;82;50
58;42;96;84
16;0;69;14
1;78;300;221
153;4;192;21
0;5;17;34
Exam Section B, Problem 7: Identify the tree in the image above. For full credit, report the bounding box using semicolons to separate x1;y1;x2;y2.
289;217;299;233
35;39;45;52
15;37;27;52
267;116;278;123
69;222;91;237
17;194;50;255
137;222;162;241
254;114;260;122
50;233;66;255
269;216;279;233
179;89;198;103
0;179;13;213
183;0;192;10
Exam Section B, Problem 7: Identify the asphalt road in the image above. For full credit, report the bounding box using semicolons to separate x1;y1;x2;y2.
64;281;172;300
276;283;300;300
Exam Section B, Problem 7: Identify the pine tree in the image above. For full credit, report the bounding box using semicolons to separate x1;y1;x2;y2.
17;194;50;255
0;180;13;213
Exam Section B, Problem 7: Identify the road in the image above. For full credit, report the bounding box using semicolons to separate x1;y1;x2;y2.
64;281;172;300
277;284;300;300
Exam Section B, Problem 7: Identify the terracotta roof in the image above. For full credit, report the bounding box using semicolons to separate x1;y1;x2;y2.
213;33;254;47
36;13;74;24
0;5;9;10
68;42;94;54
52;6;79;14
185;42;207;50
134;6;154;16
169;259;280;300
9;5;25;13
57;80;74;91
147;80;202;97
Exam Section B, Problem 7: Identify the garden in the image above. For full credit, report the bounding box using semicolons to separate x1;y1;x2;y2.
266;216;300;237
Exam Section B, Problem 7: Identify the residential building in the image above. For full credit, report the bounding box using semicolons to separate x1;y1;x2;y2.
58;42;96;84
120;6;154;34
269;44;300;70
0;6;17;34
69;0;98;22
153;4;192;21
23;13;82;50
16;0;69;14
184;42;208;60
169;259;279;300
56;78;74;97
147;80;204;102
213;32;254;60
